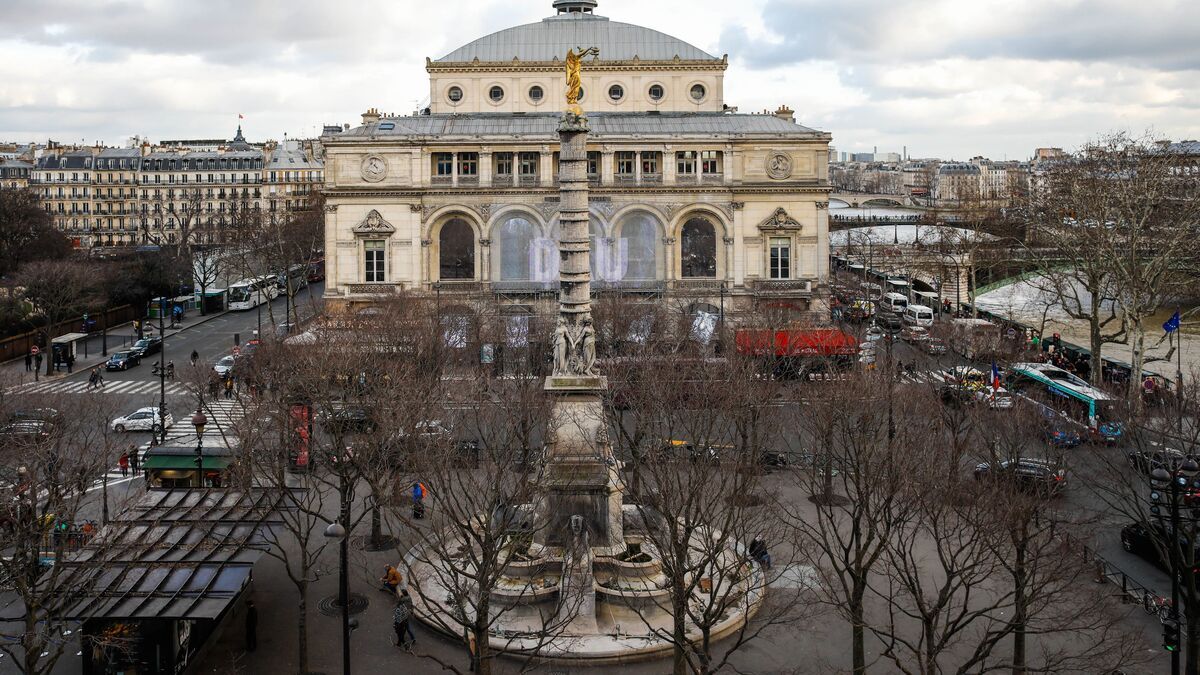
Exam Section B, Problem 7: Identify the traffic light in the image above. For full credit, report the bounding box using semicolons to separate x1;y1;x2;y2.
1164;621;1180;652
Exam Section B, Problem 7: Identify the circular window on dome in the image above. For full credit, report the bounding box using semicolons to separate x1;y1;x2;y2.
690;84;707;102
529;85;544;102
648;84;665;101
576;86;586;102
489;86;505;102
608;84;624;101
447;86;463;103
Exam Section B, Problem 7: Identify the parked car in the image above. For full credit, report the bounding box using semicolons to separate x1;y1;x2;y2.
0;420;55;446
1091;420;1124;445
974;458;1067;495
110;407;173;433
316;403;376;433
105;350;141;371
1127;447;1192;475
977;389;1015;409
213;355;237;378
1044;425;1083;448
900;326;930;343
924;338;948;355
129;336;163;358
865;326;885;342
1121;521;1200;581
8;408;62;425
877;314;903;335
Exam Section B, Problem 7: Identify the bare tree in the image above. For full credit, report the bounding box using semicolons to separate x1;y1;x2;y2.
19;260;99;376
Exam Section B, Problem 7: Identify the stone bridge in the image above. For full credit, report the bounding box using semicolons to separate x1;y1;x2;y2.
829;192;920;208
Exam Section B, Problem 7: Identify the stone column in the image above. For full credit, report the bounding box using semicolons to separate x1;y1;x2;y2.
538;111;624;558
480;149;492;187
556;117;593;328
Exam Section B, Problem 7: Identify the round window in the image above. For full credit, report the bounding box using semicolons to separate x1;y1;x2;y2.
489;86;505;102
577;86;585;102
690;84;706;101
648;84;665;101
447;86;463;103
529;85;544;102
608;84;624;101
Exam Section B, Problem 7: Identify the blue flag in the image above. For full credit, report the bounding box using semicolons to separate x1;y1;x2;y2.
1164;311;1181;334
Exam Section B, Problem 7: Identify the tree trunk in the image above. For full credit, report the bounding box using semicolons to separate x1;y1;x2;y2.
298;579;309;675
1088;314;1104;384
1128;318;1147;409
673;574;689;675
370;501;383;549
851;583;867;675
1011;541;1027;674
199;283;207;316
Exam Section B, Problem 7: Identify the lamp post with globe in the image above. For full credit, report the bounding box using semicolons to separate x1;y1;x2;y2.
191;410;207;488
324;521;352;674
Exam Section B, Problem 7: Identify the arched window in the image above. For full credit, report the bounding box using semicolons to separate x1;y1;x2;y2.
681;217;717;278
616;212;660;281
496;213;556;282
497;214;535;281
439;218;475;280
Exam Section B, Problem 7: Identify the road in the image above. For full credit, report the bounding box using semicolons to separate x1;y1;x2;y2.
3;283;324;517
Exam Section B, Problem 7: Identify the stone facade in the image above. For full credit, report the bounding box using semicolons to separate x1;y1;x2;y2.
321;1;832;324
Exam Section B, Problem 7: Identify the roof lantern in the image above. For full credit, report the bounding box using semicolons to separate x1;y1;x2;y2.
553;0;598;14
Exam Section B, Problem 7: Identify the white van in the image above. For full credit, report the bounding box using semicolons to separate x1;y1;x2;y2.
882;292;909;313
903;304;935;327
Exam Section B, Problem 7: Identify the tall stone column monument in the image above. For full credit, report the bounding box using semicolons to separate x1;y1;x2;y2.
536;47;624;566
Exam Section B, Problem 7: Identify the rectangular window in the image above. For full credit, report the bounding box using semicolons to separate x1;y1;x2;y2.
641;152;660;175
769;237;791;279
587;151;600;179
458;152;478;176
616;151;635;176
701;150;722;175
364;240;386;282
518;152;538;176
434;153;453;176
677;151;697;175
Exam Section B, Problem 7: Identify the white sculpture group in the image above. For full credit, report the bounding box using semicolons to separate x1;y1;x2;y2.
552;317;597;377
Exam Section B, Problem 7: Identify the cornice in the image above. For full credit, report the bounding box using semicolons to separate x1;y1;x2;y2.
427;58;728;74
322;183;831;199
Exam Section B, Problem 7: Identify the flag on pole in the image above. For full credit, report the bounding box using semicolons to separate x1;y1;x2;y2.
238;114;244;119
991;362;1001;391
1164;310;1181;334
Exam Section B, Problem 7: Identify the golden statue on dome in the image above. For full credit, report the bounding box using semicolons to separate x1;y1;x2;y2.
565;47;599;115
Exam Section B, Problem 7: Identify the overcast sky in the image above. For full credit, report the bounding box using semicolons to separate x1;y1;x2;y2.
1;0;1197;159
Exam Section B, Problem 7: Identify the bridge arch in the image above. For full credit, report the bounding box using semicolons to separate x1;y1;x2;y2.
861;197;905;208
829;197;851;208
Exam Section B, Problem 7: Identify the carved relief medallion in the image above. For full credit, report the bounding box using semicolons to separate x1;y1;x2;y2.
361;154;388;182
765;151;793;180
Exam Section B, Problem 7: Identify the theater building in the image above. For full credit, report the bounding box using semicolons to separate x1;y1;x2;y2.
321;0;832;333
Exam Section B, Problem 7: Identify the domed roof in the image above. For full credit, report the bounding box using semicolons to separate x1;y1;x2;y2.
434;11;717;63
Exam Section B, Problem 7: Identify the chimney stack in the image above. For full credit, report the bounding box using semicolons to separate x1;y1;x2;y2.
773;104;795;122
361;107;381;125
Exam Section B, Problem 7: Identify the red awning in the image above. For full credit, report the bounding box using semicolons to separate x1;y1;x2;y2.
735;329;860;358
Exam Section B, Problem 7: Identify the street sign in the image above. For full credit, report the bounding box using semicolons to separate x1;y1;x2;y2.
30;346;39;356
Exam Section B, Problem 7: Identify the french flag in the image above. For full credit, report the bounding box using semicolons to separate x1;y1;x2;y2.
991;362;1001;391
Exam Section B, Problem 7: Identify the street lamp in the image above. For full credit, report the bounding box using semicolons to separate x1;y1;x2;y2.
324;521;352;675
191;409;207;488
158;296;168;445
1150;459;1200;673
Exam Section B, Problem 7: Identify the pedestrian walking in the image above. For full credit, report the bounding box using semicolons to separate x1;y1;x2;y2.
87;368;99;391
467;630;479;672
208;374;220;399
190;350;199;366
118;452;129;478
393;591;416;649
223;376;234;400
381;565;403;595
412;481;426;520
96;368;104;389
245;600;258;652
129;445;140;474
24;352;32;372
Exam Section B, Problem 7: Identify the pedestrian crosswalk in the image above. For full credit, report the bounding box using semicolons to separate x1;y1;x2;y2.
10;379;192;397
84;399;246;495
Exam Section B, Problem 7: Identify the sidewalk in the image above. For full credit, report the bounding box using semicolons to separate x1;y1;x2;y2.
2;309;229;386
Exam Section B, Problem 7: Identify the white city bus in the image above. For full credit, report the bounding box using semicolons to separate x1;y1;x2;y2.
228;276;279;311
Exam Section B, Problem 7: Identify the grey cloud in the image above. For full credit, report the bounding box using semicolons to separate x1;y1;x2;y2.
721;0;1200;71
